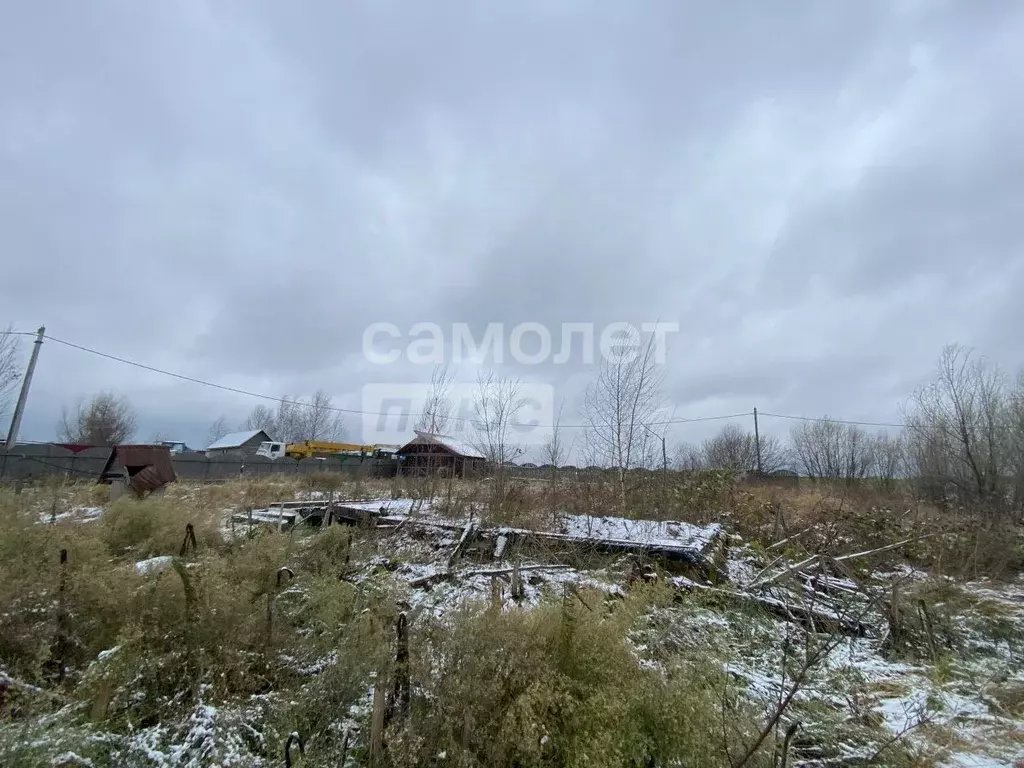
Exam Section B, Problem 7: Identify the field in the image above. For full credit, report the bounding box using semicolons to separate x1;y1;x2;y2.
1;471;1023;767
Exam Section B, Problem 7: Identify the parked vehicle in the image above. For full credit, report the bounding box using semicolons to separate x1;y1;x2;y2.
256;440;396;460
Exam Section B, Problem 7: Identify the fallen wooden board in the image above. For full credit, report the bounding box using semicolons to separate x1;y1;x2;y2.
257;500;720;567
408;563;573;589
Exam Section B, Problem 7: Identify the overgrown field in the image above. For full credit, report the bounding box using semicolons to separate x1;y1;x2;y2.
1;472;1023;767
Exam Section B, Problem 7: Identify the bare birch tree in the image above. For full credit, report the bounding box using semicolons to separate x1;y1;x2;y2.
207;416;230;446
273;396;304;443
298;389;345;442
238;394;344;443
581;328;665;511
472;372;525;464
472;371;526;499
542;399;567;469
416;364;455;434
241;404;276;434
0;326;21;423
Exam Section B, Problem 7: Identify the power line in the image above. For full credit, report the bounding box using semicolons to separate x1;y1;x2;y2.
35;332;906;431
42;333;755;429
758;412;907;429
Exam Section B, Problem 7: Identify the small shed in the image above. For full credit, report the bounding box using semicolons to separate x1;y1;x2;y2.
396;431;487;477
98;444;177;499
205;429;272;459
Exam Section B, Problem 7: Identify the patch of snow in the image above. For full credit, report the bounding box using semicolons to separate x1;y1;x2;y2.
39;506;104;525
50;753;93;766
943;754;1014;767
558;514;721;551
134;556;173;575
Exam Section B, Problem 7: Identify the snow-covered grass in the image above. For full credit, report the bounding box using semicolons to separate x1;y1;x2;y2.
3;477;1024;766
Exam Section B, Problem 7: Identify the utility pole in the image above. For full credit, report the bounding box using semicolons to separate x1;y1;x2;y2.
641;422;671;517
5;326;45;452
753;407;762;475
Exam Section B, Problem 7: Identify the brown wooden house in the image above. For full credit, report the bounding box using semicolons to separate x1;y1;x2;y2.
396;431;487;476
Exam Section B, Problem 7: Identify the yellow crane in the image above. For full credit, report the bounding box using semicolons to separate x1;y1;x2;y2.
257;440;395;460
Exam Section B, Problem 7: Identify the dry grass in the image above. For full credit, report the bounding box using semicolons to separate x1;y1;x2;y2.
1;469;1021;765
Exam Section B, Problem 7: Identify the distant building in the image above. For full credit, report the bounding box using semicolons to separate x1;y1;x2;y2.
396;431;487;476
159;440;193;455
204;429;272;459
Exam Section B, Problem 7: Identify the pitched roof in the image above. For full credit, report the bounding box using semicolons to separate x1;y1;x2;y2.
205;429;268;451
398;431;487;460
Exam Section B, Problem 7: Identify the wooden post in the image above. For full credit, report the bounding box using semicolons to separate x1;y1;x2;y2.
370;683;386;764
511;559;523;601
390;613;410;720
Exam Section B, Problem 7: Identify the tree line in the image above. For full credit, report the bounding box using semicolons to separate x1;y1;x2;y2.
671;345;1024;520
46;390;346;448
5;323;1023;518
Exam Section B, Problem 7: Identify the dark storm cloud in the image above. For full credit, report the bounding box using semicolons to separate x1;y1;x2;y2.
1;0;1022;450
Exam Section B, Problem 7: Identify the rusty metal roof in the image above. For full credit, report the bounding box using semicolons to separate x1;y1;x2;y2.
98;444;176;495
397;432;486;460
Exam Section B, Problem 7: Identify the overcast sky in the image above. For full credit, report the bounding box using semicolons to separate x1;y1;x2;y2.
2;0;1023;456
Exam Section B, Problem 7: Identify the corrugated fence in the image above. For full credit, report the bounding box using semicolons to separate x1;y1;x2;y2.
0;444;397;483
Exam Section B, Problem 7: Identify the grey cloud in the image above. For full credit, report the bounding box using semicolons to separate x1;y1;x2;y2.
2;1;1023;451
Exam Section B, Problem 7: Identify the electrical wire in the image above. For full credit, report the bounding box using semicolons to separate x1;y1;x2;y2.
18;331;907;431
757;412;907;429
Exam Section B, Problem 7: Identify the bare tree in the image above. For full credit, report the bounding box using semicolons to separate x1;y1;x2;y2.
790;419;874;483
241;404;276;434
871;432;906;491
472;372;526;500
701;424;789;474
904;345;1012;514
416;364;455;434
0;325;22;424
58;392;137;446
272;396;304;443
1009;372;1024;512
472;372;526;466
674;442;706;471
758;435;790;474
297;389;345;442
702;424;754;471
541;399;568;469
207;416;230;445
581;329;665;511
541;399;569;519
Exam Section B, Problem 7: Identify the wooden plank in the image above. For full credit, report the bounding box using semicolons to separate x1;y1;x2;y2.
448;521;476;567
493;534;509;560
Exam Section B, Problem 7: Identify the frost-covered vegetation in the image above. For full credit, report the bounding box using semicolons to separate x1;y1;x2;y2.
1;471;1023;767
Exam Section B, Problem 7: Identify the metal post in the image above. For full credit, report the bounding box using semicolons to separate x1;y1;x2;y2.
5;326;45;451
753;407;762;475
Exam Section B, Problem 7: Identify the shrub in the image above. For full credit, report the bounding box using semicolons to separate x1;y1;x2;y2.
389;587;756;767
100;496;222;558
